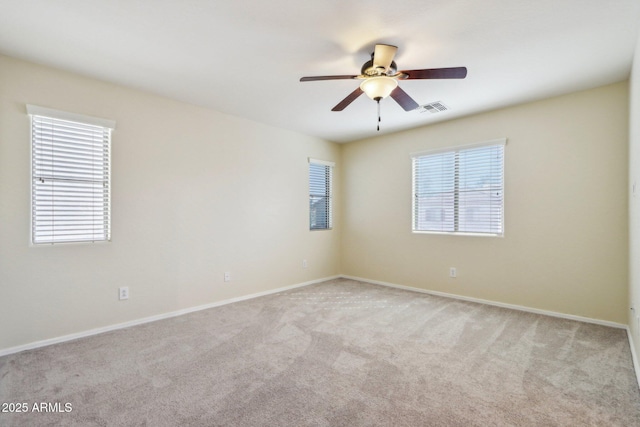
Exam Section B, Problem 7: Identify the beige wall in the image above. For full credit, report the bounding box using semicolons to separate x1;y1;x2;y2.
341;82;629;323
629;32;640;358
0;55;341;351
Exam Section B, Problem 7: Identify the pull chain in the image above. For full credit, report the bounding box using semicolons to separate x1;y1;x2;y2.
376;98;381;131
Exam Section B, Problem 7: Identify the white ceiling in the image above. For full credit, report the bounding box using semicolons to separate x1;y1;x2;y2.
1;1;639;143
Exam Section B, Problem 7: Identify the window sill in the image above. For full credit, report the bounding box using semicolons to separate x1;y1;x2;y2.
412;230;503;238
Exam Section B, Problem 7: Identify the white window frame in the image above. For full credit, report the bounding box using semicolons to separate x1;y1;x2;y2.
28;105;115;245
411;138;506;237
308;158;334;231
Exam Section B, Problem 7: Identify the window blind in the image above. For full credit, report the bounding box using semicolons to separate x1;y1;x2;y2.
30;110;112;244
413;141;504;235
309;159;333;230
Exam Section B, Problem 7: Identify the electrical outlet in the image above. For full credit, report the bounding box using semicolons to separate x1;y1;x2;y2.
302;259;308;268
119;287;129;300
449;267;457;278
224;272;231;282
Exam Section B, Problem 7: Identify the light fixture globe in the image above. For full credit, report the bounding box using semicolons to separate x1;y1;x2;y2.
359;76;398;100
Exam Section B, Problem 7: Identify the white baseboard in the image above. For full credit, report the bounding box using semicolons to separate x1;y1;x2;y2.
628;328;640;389
0;275;339;357
2;272;633;376
340;275;627;329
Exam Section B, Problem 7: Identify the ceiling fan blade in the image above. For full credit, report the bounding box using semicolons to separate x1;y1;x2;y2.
331;87;364;111
390;86;419;111
373;44;398;71
402;67;467;79
300;75;359;82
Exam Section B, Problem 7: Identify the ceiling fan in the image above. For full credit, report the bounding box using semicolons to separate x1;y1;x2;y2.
300;44;467;130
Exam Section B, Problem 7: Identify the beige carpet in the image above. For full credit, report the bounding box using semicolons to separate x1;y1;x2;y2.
1;278;639;426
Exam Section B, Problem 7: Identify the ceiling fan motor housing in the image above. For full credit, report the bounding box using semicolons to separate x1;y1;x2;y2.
361;59;397;76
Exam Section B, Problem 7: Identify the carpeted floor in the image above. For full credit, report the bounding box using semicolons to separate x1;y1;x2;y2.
1;278;639;426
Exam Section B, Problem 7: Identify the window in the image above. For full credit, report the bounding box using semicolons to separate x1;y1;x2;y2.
412;139;505;235
309;158;334;230
28;105;115;244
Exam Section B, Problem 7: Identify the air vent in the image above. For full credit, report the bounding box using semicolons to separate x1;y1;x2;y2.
418;101;448;114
